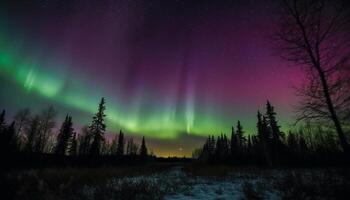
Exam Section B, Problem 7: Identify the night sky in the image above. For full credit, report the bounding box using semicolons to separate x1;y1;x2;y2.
0;0;302;157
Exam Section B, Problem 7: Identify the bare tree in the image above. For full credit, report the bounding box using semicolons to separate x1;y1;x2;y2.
14;108;31;136
14;108;31;150
36;106;57;153
275;0;350;153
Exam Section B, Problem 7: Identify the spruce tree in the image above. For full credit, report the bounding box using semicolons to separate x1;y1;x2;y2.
89;97;106;156
116;130;125;155
236;120;245;151
140;136;148;158
210;135;216;155
126;137;132;155
257;111;271;146
126;138;138;155
110;134;118;155
215;135;222;160
55;115;74;155
266;101;286;164
266;101;283;141
100;139;110;155
230;126;238;158
223;134;229;159
247;135;252;156
261;116;271;141
262;115;272;166
69;132;77;156
200;136;211;160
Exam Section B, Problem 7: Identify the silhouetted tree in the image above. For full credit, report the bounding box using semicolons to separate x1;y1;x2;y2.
229;121;246;162
14;108;30;135
55;115;74;155
69;132;77;156
287;131;298;157
100;139;110;155
236;120;245;150
230;126;238;158
217;134;229;161
24;116;40;153
247;135;253;157
126;137;138;155
266;101;284;142
262;115;273;166
0;121;17;154
256;111;264;141
110;134;118;154
209;135;216;156
199;135;212;161
78;126;92;155
89;97;106;156
223;134;229;155
116;130;125;155
266;101;286;163
275;0;350;154
215;135;222;161
195;102;346;165
298;132;309;156
291;127;310;160
35;106;57;153
140;136;148;158
14;108;31;150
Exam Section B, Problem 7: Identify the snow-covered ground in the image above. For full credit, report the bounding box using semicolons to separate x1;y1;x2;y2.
8;166;349;199
99;167;282;200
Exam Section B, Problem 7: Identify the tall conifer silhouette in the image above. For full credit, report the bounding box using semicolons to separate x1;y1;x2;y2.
55;115;74;155
69;132;77;156
89;98;106;156
236;120;245;150
140;136;148;158
266;101;283;142
116;130;125;155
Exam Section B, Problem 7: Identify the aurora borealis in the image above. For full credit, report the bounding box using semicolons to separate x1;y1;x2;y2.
0;0;302;156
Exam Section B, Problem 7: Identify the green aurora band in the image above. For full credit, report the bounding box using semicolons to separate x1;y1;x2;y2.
0;45;235;139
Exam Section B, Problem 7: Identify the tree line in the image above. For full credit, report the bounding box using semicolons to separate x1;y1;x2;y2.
197;101;348;166
1;99;348;167
0;98;149;165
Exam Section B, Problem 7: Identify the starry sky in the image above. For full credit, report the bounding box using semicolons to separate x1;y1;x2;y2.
0;0;302;157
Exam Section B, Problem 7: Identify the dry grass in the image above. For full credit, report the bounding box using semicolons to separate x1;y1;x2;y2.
3;164;350;200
